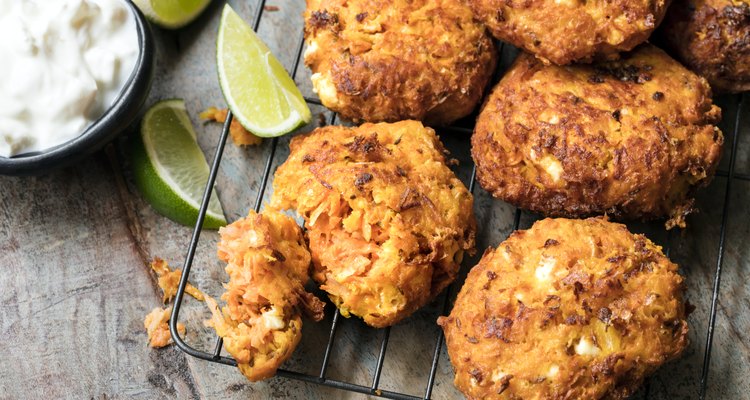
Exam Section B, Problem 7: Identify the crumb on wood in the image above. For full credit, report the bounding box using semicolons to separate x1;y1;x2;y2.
263;5;279;11
150;257;205;303
144;306;185;348
200;107;262;146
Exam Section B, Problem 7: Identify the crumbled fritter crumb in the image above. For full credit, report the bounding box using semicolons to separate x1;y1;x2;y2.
150;257;205;302
200;107;262;146
144;306;185;348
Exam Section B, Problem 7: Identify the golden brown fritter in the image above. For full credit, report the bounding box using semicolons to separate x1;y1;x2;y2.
466;0;670;65
472;45;724;229
438;217;689;400
656;0;750;93
270;121;476;327
303;0;497;126
205;211;325;382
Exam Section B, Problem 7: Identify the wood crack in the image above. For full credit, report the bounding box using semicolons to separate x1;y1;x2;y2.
106;144;151;266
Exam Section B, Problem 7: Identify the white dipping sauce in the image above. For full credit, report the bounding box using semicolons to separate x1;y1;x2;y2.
0;0;139;157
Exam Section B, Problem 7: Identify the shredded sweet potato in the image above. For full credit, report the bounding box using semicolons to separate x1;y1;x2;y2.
270;121;476;327
144;306;185;348
150;257;205;302
205;210;325;381
200;107;262;146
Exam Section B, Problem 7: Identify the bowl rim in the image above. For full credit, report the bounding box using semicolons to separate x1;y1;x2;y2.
0;0;155;176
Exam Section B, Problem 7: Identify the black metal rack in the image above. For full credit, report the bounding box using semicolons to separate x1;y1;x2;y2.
169;1;747;399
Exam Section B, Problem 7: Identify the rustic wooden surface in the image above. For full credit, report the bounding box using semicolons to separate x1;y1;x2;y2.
0;1;748;399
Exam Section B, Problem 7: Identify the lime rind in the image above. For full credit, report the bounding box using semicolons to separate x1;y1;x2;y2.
217;5;311;138
133;0;211;29
132;99;226;229
143;100;224;220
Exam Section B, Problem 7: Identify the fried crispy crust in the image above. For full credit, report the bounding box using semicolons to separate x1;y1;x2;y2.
657;0;750;93
472;45;723;229
271;121;476;327
466;0;670;65
304;0;497;125
438;217;689;400
206;211;325;382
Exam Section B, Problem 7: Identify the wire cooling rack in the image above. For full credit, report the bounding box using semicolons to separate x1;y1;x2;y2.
170;1;747;398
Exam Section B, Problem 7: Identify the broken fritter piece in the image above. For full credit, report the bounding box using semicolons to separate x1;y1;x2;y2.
150;257;205;303
144;306;186;348
205;210;325;381
143;258;201;349
270;121;476;327
439;217;689;400
200;107;262;146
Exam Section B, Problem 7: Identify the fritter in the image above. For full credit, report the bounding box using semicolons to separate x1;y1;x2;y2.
206;211;325;382
438;217;689;400
656;0;750;93
472;45;724;229
270;121;476;327
466;0;670;65
303;0;497;125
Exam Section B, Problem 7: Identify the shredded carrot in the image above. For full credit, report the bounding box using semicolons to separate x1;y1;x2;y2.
144;306;185;348
150;257;205;302
200;107;262;146
204;211;325;381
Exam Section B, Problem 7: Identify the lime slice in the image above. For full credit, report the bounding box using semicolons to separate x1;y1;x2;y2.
133;0;211;29
217;5;312;137
129;99;227;229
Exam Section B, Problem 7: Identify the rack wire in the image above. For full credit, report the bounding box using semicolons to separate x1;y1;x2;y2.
170;1;747;398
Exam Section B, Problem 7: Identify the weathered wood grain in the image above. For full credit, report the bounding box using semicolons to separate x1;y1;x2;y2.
0;0;748;399
0;155;200;399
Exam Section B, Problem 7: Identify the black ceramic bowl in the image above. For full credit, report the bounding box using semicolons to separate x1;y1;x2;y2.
0;0;154;176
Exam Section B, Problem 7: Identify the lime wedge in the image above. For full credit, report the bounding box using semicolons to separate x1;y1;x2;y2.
217;4;312;137
129;99;227;229
133;0;211;29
